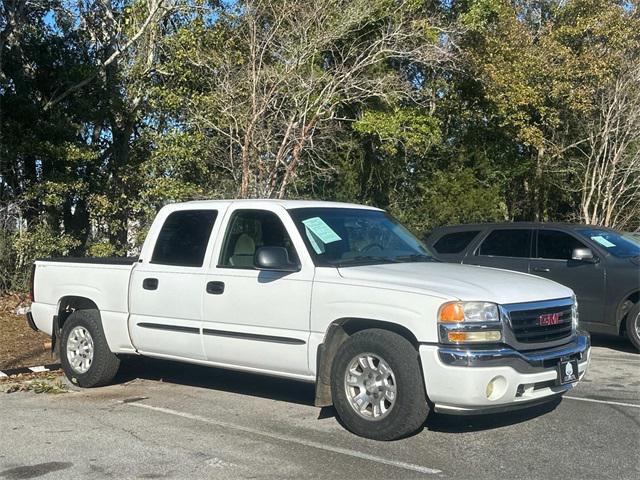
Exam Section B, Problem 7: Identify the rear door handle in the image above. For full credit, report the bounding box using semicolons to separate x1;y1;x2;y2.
206;281;225;295
532;267;551;273
143;278;159;290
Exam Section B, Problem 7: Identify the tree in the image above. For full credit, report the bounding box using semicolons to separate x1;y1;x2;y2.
578;64;640;230
457;0;639;221
157;0;455;198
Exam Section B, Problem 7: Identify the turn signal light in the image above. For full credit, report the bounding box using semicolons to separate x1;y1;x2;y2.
439;303;465;322
447;330;501;343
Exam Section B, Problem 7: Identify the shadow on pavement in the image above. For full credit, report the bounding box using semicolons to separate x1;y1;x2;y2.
115;355;565;436
424;397;561;433
589;333;637;354
115;356;316;407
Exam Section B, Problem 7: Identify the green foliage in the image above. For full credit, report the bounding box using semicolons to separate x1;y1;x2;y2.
394;168;506;236
11;223;80;291
354;108;441;157
14;223;80;266
1;0;638;292
86;242;118;258
0;231;16;294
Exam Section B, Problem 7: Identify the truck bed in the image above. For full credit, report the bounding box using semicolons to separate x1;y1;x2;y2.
31;258;136;344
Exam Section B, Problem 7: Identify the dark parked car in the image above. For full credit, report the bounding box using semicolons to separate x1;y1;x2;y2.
425;223;640;351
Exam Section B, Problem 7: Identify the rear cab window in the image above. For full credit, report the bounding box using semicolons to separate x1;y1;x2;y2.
477;229;533;258
433;230;480;254
151;210;218;267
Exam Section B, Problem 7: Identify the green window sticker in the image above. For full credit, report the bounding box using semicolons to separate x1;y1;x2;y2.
591;235;616;248
302;217;341;254
305;226;325;254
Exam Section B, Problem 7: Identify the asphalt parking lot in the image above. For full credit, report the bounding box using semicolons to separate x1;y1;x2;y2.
1;334;638;480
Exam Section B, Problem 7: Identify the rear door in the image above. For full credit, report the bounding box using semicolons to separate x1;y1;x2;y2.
530;228;605;325
463;228;533;273
128;208;220;360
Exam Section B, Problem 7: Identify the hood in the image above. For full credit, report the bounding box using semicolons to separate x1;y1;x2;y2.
337;262;574;305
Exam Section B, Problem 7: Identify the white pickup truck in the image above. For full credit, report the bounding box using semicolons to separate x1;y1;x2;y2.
27;200;590;440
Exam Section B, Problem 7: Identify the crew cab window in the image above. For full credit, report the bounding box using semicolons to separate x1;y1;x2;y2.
433;231;480;254
537;230;587;260
151;210;217;267
219;210;299;268
477;229;532;258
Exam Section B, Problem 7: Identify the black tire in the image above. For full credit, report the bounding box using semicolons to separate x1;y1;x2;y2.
625;304;640;352
330;329;428;441
60;309;120;387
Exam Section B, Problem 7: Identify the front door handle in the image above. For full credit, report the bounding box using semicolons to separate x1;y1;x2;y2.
143;278;159;290
532;267;551;273
206;281;225;295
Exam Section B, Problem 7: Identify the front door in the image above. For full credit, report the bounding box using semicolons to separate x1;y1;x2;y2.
463;228;533;274
530;229;605;325
129;208;219;359
202;206;314;377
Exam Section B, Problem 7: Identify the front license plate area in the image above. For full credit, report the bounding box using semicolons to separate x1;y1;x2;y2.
557;359;579;385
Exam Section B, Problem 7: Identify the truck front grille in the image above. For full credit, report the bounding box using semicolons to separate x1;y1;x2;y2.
508;304;573;343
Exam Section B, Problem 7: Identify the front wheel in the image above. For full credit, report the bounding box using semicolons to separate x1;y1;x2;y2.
625;304;640;352
60;310;120;387
330;329;429;440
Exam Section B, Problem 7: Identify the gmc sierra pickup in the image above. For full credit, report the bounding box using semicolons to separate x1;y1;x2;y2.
27;200;590;440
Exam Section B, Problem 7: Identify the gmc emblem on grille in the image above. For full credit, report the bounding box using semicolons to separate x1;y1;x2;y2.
538;312;562;326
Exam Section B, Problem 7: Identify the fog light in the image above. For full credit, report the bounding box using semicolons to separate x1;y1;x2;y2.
486;381;494;398
486;376;507;400
447;330;501;343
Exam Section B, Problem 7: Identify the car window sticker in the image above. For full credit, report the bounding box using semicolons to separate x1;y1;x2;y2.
591;235;616;248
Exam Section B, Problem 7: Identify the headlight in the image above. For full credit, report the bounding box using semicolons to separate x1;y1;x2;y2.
438;301;500;323
438;301;502;344
571;294;579;329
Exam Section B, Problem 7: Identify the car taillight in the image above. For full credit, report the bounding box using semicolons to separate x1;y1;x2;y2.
29;264;36;302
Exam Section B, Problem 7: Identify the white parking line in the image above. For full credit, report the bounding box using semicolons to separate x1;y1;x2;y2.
564;396;640;409
129;402;442;475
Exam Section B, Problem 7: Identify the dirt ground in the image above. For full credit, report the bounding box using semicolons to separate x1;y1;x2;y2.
0;294;56;370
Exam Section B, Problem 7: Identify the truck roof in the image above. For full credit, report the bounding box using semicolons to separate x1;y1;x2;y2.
180;199;382;210
430;221;610;231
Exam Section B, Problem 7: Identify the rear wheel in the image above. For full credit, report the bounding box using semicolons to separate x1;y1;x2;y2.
330;329;428;440
60;310;120;387
625;304;640;352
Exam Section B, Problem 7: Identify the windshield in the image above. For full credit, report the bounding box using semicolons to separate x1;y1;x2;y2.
288;207;434;267
576;228;640;258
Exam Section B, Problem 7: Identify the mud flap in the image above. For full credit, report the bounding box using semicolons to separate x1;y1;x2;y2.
51;315;61;358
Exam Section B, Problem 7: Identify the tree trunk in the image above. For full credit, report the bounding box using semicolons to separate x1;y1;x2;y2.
533;146;545;221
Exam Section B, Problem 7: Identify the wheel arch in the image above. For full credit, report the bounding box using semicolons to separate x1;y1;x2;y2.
53;296;102;353
314;317;420;407
617;290;640;335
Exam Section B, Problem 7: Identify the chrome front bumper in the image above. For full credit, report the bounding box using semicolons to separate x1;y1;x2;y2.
420;332;590;414
437;331;590;374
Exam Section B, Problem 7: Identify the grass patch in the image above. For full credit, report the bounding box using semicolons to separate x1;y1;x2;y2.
2;373;68;394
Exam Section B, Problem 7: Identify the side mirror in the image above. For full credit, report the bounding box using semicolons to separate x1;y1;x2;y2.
254;246;300;272
571;248;597;263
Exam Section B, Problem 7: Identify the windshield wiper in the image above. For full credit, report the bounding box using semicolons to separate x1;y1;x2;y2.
333;255;400;267
394;254;435;263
